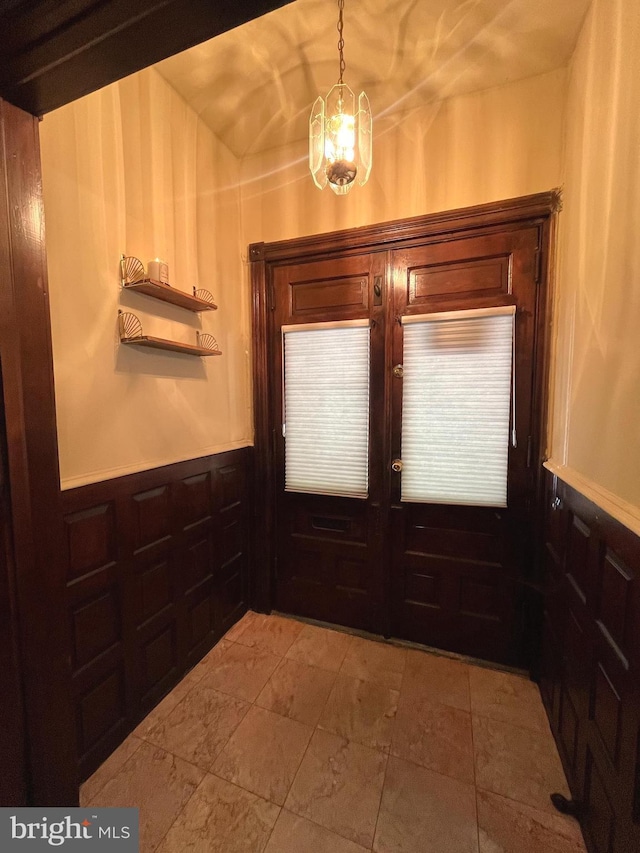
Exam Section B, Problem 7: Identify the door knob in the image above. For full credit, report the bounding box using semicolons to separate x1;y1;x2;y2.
391;459;403;473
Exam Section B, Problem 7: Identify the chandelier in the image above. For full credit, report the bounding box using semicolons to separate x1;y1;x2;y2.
309;0;372;195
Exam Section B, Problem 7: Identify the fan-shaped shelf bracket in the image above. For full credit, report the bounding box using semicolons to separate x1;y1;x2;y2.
120;254;146;286
194;289;217;307
118;311;222;357
196;333;221;354
119;255;218;312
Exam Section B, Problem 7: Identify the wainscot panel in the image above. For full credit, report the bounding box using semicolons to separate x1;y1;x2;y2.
540;470;640;853
61;448;252;781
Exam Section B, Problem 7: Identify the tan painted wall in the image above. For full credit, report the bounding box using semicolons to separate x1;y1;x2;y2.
240;69;566;246
549;0;640;517
41;68;252;489
41;66;566;490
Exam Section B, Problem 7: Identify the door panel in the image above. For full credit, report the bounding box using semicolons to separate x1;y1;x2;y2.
272;253;386;633
409;254;510;302
390;502;518;661
277;256;372;323
276;494;377;629
390;227;539;663
397;228;532;309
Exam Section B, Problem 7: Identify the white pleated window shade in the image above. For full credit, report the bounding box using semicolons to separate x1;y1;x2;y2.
401;307;516;507
283;321;370;498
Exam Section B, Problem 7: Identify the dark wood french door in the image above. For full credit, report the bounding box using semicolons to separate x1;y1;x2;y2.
253;194;555;667
271;252;387;633
389;228;539;664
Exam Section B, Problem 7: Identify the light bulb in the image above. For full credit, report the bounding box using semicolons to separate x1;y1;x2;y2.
325;112;357;187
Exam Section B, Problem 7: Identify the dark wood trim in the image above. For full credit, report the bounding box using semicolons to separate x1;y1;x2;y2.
0;0;295;117
539;469;640;853
0;365;28;806
527;208;561;674
61;450;252;509
250;255;273;613
249;190;562;263
0;98;77;805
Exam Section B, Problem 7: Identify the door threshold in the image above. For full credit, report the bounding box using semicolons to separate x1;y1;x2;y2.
270;609;530;679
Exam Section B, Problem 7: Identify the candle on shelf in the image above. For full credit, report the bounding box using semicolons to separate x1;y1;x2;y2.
147;258;169;284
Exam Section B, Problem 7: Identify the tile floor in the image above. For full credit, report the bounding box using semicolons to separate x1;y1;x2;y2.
81;611;587;853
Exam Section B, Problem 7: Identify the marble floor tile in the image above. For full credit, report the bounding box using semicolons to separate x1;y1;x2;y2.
80;734;143;806
133;664;209;741
285;624;353;672
285;728;387;848
473;715;571;814
234;613;304;656
88;741;205;853
402;650;471;712
225;611;259;642
199;642;280;702
256;658;337;726
374;756;478;853
477;789;587;852
189;638;234;679
157;773;280;853
340;636;407;691
85;618;583;853
318;673;398;752
264;809;370;853
145;683;250;771
213;706;313;806
469;666;550;733
391;694;475;784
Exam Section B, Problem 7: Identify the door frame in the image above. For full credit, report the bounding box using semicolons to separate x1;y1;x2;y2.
250;190;561;619
0;98;77;804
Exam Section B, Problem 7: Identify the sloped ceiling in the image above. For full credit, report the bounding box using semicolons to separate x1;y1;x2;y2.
155;0;591;158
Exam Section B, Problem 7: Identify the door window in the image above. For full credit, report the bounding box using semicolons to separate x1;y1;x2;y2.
282;320;371;498
400;306;516;507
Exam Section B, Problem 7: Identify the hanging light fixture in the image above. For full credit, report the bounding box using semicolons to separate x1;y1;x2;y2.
309;0;372;195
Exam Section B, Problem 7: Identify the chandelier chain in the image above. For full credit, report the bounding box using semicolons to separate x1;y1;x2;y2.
337;0;346;84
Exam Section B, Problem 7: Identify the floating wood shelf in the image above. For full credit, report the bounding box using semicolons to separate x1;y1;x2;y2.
120;336;222;356
123;279;218;312
118;311;222;357
120;255;217;312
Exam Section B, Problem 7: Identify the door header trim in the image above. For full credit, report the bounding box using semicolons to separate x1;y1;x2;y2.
249;190;561;264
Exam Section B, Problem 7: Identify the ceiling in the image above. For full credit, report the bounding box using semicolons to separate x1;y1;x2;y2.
154;0;591;159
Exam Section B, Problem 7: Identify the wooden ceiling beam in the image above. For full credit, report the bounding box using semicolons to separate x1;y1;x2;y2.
0;0;294;116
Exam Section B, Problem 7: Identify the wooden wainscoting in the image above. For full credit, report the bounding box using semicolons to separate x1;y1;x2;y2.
540;470;640;853
61;447;252;782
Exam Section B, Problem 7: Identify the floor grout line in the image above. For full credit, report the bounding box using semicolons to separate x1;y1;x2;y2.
469;665;482;853
150;768;203;853
370;748;390;853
